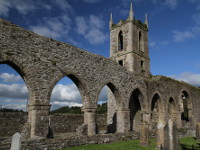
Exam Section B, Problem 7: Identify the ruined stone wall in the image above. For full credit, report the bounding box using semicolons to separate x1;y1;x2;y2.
0;112;27;136
0;19;148;137
0;112;107;137
146;76;200;136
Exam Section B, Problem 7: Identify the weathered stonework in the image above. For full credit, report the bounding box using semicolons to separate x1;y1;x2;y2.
0;3;200;149
0;113;107;137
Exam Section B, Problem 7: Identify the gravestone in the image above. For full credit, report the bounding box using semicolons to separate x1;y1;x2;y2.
196;122;200;141
163;119;178;150
10;132;21;150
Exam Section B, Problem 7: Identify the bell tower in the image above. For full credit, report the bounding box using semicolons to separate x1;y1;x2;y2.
109;3;150;77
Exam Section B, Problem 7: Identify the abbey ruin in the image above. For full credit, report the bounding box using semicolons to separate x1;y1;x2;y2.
1;3;200;150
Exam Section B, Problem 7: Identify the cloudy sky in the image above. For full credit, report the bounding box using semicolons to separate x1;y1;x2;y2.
0;0;200;111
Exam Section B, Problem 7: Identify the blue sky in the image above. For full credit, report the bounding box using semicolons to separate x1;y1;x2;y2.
0;0;200;110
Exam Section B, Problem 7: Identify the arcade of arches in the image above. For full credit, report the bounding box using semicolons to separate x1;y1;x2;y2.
1;19;200;149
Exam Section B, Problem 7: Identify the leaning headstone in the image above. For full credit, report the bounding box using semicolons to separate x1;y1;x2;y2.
10;132;21;150
163;119;178;150
196;123;200;141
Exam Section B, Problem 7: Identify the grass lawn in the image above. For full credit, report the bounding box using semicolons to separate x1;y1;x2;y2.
179;137;200;149
58;137;200;150
59;139;157;150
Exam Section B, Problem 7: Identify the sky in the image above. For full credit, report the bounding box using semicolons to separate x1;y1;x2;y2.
0;0;200;111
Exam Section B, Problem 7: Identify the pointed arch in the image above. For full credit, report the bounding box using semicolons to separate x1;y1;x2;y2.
118;31;123;50
97;82;121;106
151;93;161;111
129;88;143;132
168;97;177;118
0;61;30;136
47;72;89;108
0;60;25;79
97;82;122;133
181;91;189;121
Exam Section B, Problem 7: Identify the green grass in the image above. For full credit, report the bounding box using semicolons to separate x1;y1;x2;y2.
179;137;200;150
59;139;157;150
58;137;200;150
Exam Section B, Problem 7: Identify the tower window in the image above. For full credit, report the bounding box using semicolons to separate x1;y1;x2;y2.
118;60;123;66
141;60;144;70
118;31;123;50
139;31;144;52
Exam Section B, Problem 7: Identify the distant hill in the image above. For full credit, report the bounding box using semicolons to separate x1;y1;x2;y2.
50;102;107;114
0;103;107;114
0;108;24;112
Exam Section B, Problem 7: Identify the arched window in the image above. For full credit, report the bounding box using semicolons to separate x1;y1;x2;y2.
181;91;189;122
118;31;123;50
139;31;144;52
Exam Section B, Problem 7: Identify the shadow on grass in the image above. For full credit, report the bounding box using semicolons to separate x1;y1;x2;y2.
180;144;200;150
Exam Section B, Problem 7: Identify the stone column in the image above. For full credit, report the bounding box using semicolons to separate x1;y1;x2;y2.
140;112;151;146
83;108;97;136
28;104;51;139
116;109;130;133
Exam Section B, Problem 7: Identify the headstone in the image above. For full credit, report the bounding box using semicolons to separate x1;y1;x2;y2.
196;122;200;141
163;119;178;150
10;132;22;150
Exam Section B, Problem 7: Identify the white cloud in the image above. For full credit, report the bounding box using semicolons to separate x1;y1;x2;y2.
171;72;200;87
50;83;108;108
164;0;179;9
150;41;156;48
149;40;169;49
51;84;81;103
75;16;88;35
173;31;195;42
29;15;71;39
82;0;101;3
51;101;82;110
54;0;73;12
0;73;21;82
0;84;28;99
13;0;36;15
0;0;37;16
193;13;200;26
0;0;73;17
85;28;108;44
0;0;11;16
0;103;27;111
98;86;108;102
75;15;108;44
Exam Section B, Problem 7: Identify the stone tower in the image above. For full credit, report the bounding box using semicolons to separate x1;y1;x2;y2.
109;3;150;77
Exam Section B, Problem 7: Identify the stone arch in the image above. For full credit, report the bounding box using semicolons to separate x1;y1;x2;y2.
179;90;193;127
129;88;144;132
168;97;178;119
118;30;123;50
47;71;90;109
97;81;122;133
96;81;121;106
0;60;32;101
0;60;32;138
